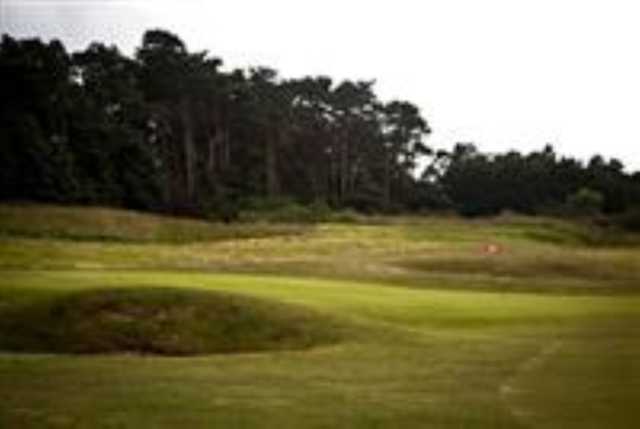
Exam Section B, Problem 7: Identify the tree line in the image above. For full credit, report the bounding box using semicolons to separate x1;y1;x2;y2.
1;30;639;219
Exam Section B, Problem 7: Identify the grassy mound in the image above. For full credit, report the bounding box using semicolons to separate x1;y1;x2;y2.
0;288;343;355
0;203;309;243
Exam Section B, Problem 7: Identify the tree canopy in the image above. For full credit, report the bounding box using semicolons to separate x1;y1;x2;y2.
1;30;638;218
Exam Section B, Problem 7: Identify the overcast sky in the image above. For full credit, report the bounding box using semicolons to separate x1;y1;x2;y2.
2;0;639;171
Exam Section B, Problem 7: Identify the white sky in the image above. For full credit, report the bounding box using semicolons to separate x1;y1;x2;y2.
2;0;640;171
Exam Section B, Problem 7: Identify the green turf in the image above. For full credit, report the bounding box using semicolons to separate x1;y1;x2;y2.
0;204;639;428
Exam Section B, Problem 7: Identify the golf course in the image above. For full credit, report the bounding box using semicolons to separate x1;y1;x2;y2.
0;204;638;428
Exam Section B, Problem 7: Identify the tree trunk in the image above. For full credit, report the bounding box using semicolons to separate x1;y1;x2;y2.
265;127;280;197
221;128;230;169
339;130;349;203
180;98;196;201
383;154;391;210
206;129;220;190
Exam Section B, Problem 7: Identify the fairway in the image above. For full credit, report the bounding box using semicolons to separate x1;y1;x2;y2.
1;206;639;428
4;9;640;429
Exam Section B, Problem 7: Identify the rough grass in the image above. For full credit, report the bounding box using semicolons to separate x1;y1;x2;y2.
399;249;640;286
1;206;637;294
0;204;639;428
0;287;344;355
0;203;310;243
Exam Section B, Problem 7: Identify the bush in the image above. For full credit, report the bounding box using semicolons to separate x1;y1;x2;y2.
236;198;364;223
326;208;362;223
238;198;325;223
566;187;604;216
611;208;640;232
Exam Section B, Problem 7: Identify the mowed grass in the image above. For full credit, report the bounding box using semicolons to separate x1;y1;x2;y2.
0;204;639;428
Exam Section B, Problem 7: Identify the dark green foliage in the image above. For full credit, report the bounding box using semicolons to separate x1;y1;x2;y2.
440;144;639;217
1;30;639;219
609;208;640;232
566;187;604;216
0;35;161;208
0;31;433;216
0;36;78;201
236;197;358;223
